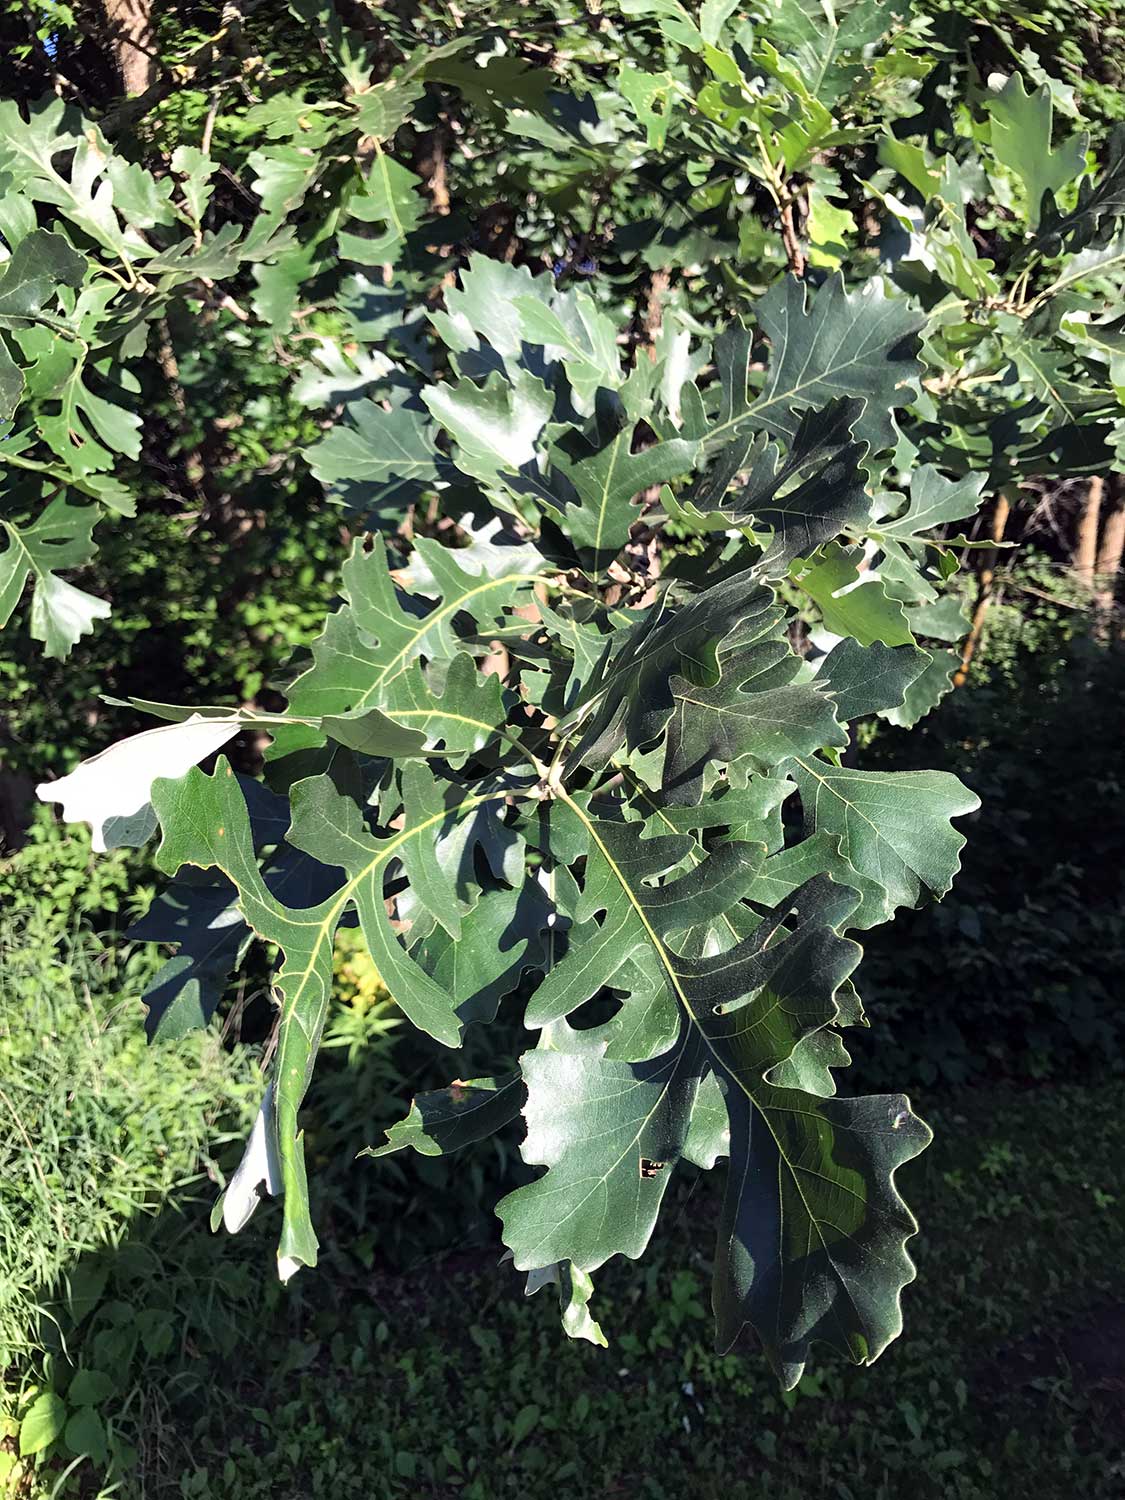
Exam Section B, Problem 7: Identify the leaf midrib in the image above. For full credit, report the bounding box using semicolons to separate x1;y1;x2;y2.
709;297;911;446
365;570;546;697
555;786;848;1295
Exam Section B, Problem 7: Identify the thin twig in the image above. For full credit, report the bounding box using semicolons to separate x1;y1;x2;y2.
201;89;222;155
778;200;806;276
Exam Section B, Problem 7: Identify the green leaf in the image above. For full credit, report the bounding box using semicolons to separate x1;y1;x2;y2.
610;863;930;1389
397;762;468;938
680;397;871;571
16;310;142;476
304;398;439;519
430;254;553;361
424;49;553;117
413;881;548;1023
510;288;623;414
711;1052;930;1386
1011;336;1107;428
876;466;986;543
322;652;509;765
507;781;933;1386
1036;123;1125;252
19;1392;66;1457
272;536;545;762
349;532;545;665
807;182;858;270
0;498;109;659
903;592;970;642
743;831;884;929
498;1026;709;1270
525;815;764;1016
352;79;425;142
544;407;699;564
711;275;924;457
504;814;783;1276
817;638;930;722
877;134;941;198
364;1074;523;1158
250;238;321;331
63;1406;107;1464
619;0;709;49
762;0;910;108
171;145;218;223
792;543;914;646
151;762;511;1278
130;781;326;1041
249;146;324;217
130;870;250;1040
987;74;1088;231
878;647;959;728
0;228;85;330
524;1261;608;1347
284;771;490;1040
67;1369;115;1407
628;777;794;853
424;370;554;481
653;310;710;429
338;147;426;266
0;99;143;259
104;156;176;228
564;565;785;769
682;1069;730;1166
0;335;22;419
293;337;394;408
663;625;847;801
787;756;980;924
617;63;679;149
288;0;377;91
510;1403;541;1446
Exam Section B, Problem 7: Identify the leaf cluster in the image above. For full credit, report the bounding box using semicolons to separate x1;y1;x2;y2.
11;0;1124;1388
43;249;995;1386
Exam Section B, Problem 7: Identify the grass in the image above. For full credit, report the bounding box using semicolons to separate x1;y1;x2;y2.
0;916;260;1490
62;1077;1125;1500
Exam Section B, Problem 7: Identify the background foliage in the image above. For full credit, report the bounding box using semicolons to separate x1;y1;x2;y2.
1;0;1123;1494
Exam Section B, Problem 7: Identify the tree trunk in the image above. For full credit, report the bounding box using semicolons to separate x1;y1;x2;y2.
644;268;670;353
417;124;451;216
1095;476;1124;575
778;199;806;277
1073;473;1105;587
1094;474;1124;622
953;487;1013;687
99;0;156;96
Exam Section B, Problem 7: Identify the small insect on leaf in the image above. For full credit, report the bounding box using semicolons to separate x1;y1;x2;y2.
640;1159;667;1179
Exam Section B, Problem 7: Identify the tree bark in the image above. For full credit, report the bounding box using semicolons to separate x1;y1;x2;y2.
644;268;670;352
417;124;451;216
1095;475;1124;575
778;200;806;277
953;487;1013;687
101;0;257;137
1094;473;1124;622
98;0;157;96
1073;473;1105;587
